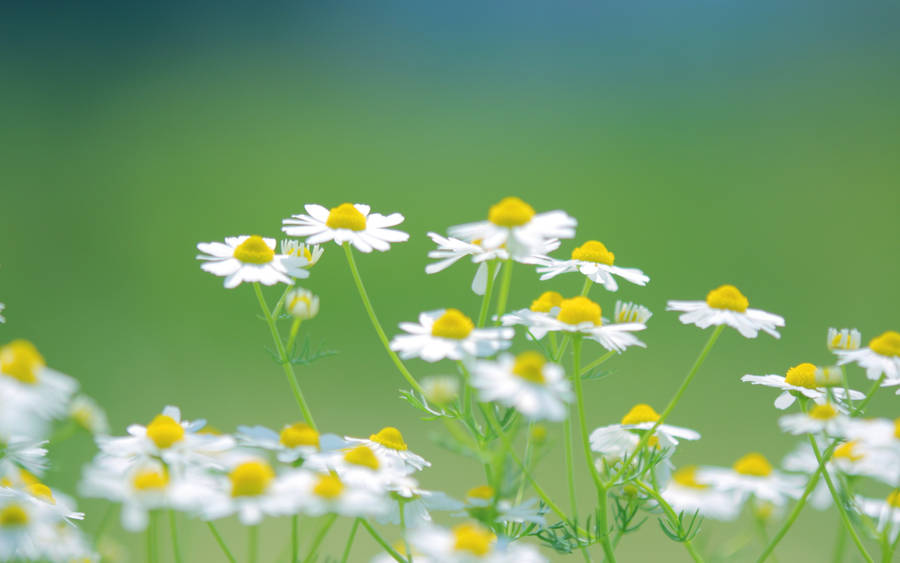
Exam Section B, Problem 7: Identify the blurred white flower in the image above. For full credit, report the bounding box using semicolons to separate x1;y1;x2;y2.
391;309;512;363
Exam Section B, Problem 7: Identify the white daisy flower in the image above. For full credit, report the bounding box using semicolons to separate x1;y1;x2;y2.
590;404;700;458
9;483;84;525
835;331;900;382
855;492;900;541
0;489;59;562
447;196;576;260
390;309;512;363
698;453;803;506
280;239;324;267
828;327;861;351
236;422;344;464
459;486;546;525
0;340;78;431
344;427;430;473
409;522;547;563
421;375;461;406
69;394;110;435
34;521;97;563
614;301;653;325
0;439;47;477
661;466;742;521
196;235;309;288
302;444;407;493
525;240;649;291
284;287;320;320
741;363;864;410
282;203;409;253
667;285;785;339
377;478;463;526
470;352;572;422
284;470;390;518
779;403;849;436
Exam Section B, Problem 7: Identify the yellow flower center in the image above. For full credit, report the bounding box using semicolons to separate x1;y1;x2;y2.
0;505;28;527
452;523;494;556
785;363;817;389
132;469;169;491
512;351;546;384
869;331;900;357
145;415;185;449
232;235;275;264
733;453;773;477
280;423;319;449
888;490;900;508
705;285;749;312
369;427;408;451
833;441;864;462
673;466;708;490
313;474;344;499
488;197;535;227
0;340;45;384
809;403;838;420
229;461;275;497
530;291;564;313
621;404;660;425
894;417;900;440
556;296;602;326
19;470;39;487
530;424;548;444
26;483;55;504
325;203;367;231
571;241;615;266
343;445;380;470
466;485;495;500
431;309;475;339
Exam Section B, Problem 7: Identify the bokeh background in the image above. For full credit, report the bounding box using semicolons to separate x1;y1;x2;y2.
2;1;899;561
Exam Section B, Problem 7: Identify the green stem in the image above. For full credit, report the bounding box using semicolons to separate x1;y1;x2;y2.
249;524;259;563
477;260;499;328
492;257;514;325
597;486;618;563
302;514;338;563
207;522;238;563
340;518;361;563
580;277;593;297
633;481;703;563
563;415;579;518
580;350;615;377
832;515;847;563
851;375;886;415
292;514;299;563
147;511;157;563
287;318;302;355
754;516;777;563
572;337;604;493
360;519;407;563
253;282;317;430
169;510;183;563
342;243;425;394
92;503;115;548
399;501;414;563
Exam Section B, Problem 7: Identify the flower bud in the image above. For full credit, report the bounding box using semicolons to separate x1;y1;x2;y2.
421;375;459;405
285;288;319;320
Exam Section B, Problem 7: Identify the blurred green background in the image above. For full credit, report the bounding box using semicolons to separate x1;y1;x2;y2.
2;2;899;560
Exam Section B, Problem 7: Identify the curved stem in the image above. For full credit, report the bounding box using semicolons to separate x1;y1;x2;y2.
342;243;425;394
207;522;238;563
302;514;338;563
360;519;408;563
492;257;514;325
477;260;499;328
633;481;704;563
572;337;604;493
340;518;360;563
253;282;317;430
168;510;183;563
852;375;886;415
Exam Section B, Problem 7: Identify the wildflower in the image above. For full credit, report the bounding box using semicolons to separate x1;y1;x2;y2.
280;239;324;267
284;288;320;320
666;285;785;338
302;444;407;493
390;309;512;363
0;490;57;561
421;375;460;406
835;330;900;382
69;395;110;435
741;363;864;410
196;235;309;288
409;522;547;562
778;402;849;435
447;196;576;260
827;327;861;351
614;301;653;325
236;422;345;464
699;453;803;506
377;479;463;526
590;404;700;457
80;457;180;531
525;240;649;291
0;340;78;432
285;470;390;518
345;427;430;473
661;466;742;521
855;492;900;541
0;438;48;476
282;203;409;253
469;352;573;421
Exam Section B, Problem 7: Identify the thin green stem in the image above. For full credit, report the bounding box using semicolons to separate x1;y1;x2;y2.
360;519;407;563
477;260;499;328
168;510;183;563
563;415;579;518
572;338;604;493
754;516;777;563
147;510;157;563
249;524;259;563
399;501;414;563
340;518;360;563
852;375;886;415
302;514;338;563
92;503;115;548
580;350;615;377
253;282;317;430
832;515;847;563
287;318;302;355
492;257;514;325
580;277;593;297
515;422;535;505
291;514;299;563
597;486;617;563
207;522;238;563
342;243;425;394
633;481;703;563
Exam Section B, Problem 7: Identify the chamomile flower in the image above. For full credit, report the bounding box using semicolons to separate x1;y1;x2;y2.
80;457;180;531
835;330;900;382
698;453;803;506
390;309;513;363
285;470;390;518
280;239;324;267
857;492;900;541
828;328;861;351
409;522;547;563
284;288;320;320
842;416;900;459
377;479;463;526
421;375;460;406
344;427;430;473
11;483;84;525
526;240;649;291
302;444;406;493
236;422;343;464
0;340;78;430
0;438;47;476
469;352;573;422
0;491;53;561
779;403;849;436
590;404;700;458
196;235;309;288
282;203;409;253
741;363;864;410
447;197;576;260
666;285;785;339
69;395;109;435
661;466;742;521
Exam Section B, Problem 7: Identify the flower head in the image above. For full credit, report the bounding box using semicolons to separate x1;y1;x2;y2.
741;363;863;410
835;330;900;382
667;285;785;338
391;309;513;363
525;240;649;291
282;203;409;253
196;236;309;288
470;352;573;421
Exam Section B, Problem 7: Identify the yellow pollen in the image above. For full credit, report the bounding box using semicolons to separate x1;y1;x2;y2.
733;453;773;477
452;523;494;556
0;505;28;527
571;240;615;266
888;490;900;508
894;417;900;440
313;474;344;499
466;485;495;500
556;296;602;326
280;423;319;449
132;469;169;491
869;331;900;357
673;466;708;490
833;441;864;462
0;340;45;384
232;235;275;264
621;404;660;426
326;203;367;231
0;478;9;487
488;196;535;227
369;427;408;451
530;291;564;313
705;285;749;312
431;309;474;339
26;483;55;504
785;363;818;389
343;445;380;470
809;403;838;420
229;461;275;497
145;415;185;449
512;351;546;384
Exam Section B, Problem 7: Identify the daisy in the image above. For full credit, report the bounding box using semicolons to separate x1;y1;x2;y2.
0;438;47;476
284;287;320;320
196;235;309;288
447;196;576;260
236;422;344;464
302;444;407;493
614;301;653;324
666;285;785;339
661;466;742;521
469;351;573;422
741;363;864;410
344;427;430;473
497;291;564;338
69;395;110;435
0;490;56;561
525;240;649;291
590;404;700;457
421;375;460;406
377;478;463;527
698;453;803;506
855;492;900;541
828;327;861;352
10;483;84;525
285;470;389;518
282;203;409;253
779;402;849;436
280;239;324;267
842;417;900;461
409;522;547;563
0;340;78;427
390;309;512;363
835;331;900;382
